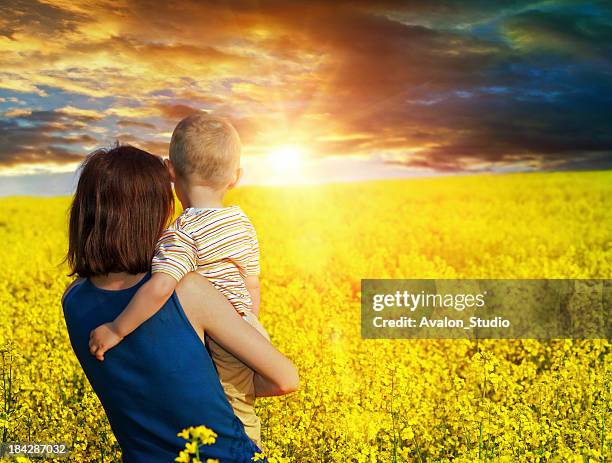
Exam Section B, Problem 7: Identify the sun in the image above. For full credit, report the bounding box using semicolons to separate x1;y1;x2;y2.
260;144;313;185
267;145;304;172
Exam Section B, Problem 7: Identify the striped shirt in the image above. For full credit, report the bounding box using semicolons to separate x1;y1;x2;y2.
151;206;260;315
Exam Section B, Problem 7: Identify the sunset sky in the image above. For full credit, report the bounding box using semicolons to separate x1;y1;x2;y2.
1;0;611;194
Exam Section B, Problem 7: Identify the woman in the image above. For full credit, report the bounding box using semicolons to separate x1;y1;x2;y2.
62;145;298;463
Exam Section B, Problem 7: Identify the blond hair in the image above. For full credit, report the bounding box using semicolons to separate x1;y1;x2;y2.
169;112;241;189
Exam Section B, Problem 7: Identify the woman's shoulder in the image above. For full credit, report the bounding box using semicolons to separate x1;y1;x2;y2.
61;278;86;306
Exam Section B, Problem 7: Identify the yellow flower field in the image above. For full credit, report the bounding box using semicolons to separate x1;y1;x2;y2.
0;171;610;462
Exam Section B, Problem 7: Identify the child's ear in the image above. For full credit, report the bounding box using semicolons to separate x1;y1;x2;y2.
165;158;177;183
228;167;243;190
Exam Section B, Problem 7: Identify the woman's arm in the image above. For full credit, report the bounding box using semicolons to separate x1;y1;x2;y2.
253;372;290;397
176;272;299;396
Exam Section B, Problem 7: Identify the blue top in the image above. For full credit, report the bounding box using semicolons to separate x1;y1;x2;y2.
63;273;264;463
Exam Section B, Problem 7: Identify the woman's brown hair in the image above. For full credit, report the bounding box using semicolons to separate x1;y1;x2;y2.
67;145;174;278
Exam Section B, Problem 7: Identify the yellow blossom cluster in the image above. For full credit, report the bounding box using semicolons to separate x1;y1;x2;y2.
0;171;610;462
175;425;218;463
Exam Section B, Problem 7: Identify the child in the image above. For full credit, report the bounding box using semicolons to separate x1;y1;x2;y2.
89;112;269;446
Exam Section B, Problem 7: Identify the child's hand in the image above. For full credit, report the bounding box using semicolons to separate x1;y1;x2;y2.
89;323;124;361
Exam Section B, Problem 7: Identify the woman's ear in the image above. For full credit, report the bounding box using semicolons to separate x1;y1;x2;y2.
165;159;177;183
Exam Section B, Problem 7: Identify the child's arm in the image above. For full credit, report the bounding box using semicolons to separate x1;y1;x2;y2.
89;273;177;361
245;275;260;317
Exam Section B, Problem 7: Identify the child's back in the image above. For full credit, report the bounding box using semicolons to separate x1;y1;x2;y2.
154;205;260;317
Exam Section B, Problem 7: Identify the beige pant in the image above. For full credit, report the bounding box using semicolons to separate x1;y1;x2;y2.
207;312;269;447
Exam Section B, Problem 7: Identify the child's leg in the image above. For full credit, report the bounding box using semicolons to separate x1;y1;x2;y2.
207;335;262;446
206;311;270;446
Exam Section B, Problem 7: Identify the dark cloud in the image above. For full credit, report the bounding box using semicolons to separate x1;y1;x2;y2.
117;119;157;129
0;109;99;166
387;156;465;173
502;7;612;60
114;133;169;157
0;120;87;166
1;0;86;39
360;83;612;171
156;103;201;121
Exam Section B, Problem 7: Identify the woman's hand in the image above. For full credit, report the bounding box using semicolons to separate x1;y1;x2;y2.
89;322;124;361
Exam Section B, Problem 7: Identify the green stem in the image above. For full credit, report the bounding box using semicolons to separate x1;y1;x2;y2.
601;393;605;463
